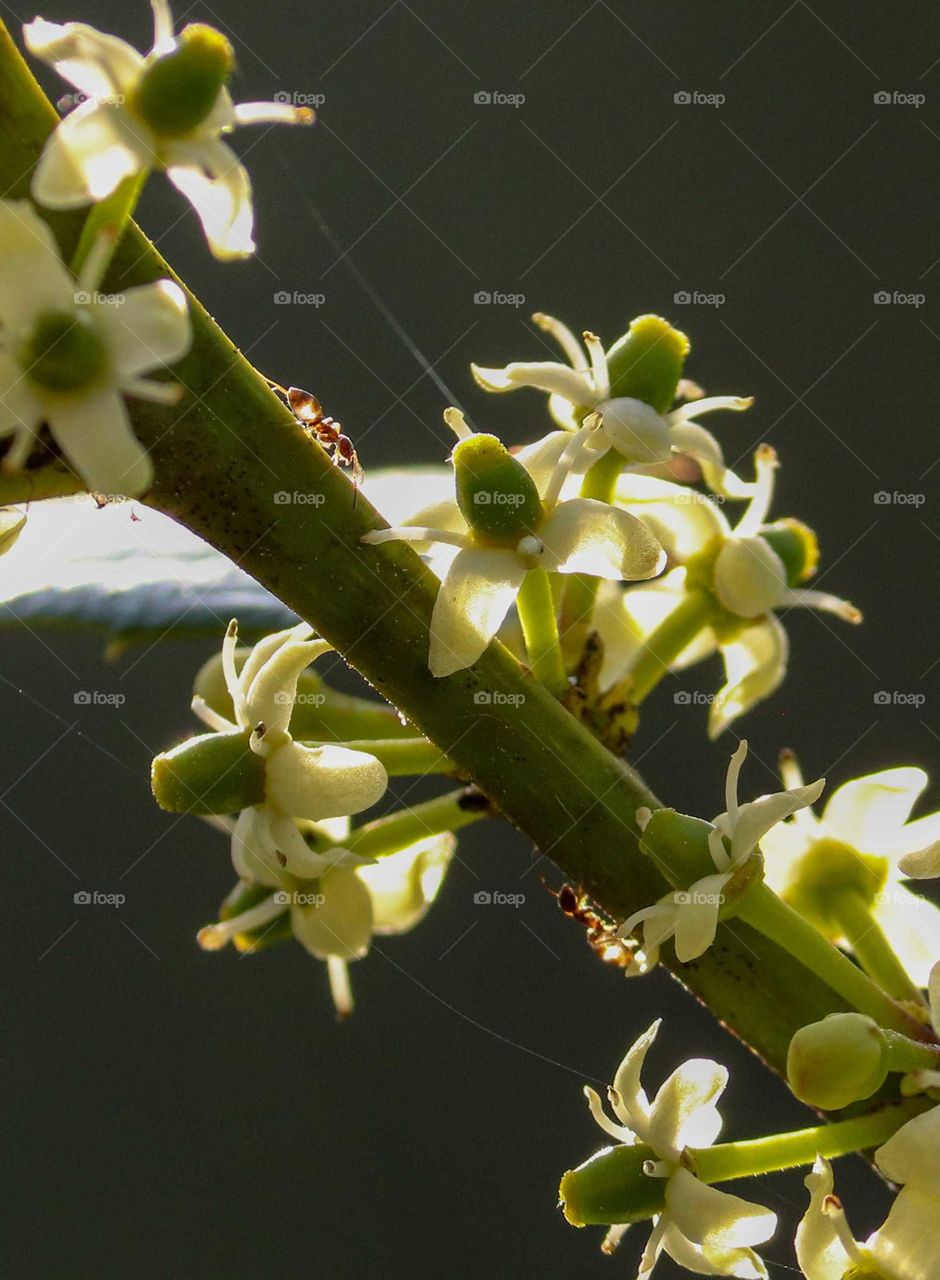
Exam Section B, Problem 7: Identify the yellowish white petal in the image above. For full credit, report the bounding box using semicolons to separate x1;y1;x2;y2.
648;1057;727;1157
94;280;191;382
47;387;153;496
32;100;149;207
166;139;255;259
709;616;788;739
291;866;373;961
265;740;388;821
539;497;666;581
428;544;526;677
821;767;927;855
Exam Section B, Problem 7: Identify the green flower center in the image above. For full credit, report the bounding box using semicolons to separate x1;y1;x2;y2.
20;308;110;394
783;837;888;932
760;518;819;586
132;24;234;138
453;434;544;549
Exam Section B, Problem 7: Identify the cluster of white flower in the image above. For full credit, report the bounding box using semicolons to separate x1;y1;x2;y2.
193;621;454;1016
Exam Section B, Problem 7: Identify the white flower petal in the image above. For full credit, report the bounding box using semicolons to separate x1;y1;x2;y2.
648;1056;727;1157
871;1181;940;1280
713;538;788;618
166;139;255;259
795;1159;858;1280
670;872;732;964
471;360;593;406
609;1020;660;1133
875;1104;940;1187
929;961;940;1036
230;806;283;886
265;741;388;822
47;387;153;496
24;18;145;98
32;100;149;207
513;430;580;495
709;616;788;740
94;280;191;382
871;883;940;988
357;833;455;934
243;637;323;735
291;866;374;961
728;779;826;864
616;473;731;558
662;1225;769;1279
898;840;940;879
666;1169;776;1250
539;498;666;581
597;397;671;464
428;544;526;677
0;200;77;329
821;767;927;855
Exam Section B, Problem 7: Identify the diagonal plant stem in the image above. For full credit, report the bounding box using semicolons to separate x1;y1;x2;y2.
0;20;924;1081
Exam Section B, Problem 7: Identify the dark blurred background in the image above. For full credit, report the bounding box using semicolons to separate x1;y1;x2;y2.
3;0;939;1275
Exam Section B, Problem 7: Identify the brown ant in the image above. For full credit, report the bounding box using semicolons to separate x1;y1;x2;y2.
268;379;363;487
550;880;637;970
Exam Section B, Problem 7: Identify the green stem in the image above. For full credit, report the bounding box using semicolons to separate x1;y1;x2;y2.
559;448;624;661
342;789;487;860
828;889;925;1006
884;1030;940;1074
693;1097;928;1183
737;883;925;1037
342;737;455;776
627;590;716;704
70;169;148;278
516;567;568;696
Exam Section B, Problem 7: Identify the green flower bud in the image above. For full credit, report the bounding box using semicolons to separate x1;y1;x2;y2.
787;1013;890;1110
151;729;265;814
453;433;543;548
133;24;235;138
559;1142;664;1227
20;308;109;394
760;519;819;586
604;314;689;414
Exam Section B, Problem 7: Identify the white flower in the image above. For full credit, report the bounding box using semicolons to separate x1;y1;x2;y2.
619;741;824;965
796;1141;940;1280
0;199;189;495
191;619;389;880
25;0;313;258
593;448;861;736
760;759;940;987
362;409;665;677
472;312;755;498
200;822;455;1017
584;1020;777;1278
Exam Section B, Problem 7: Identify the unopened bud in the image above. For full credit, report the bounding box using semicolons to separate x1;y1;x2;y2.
788;1013;890;1110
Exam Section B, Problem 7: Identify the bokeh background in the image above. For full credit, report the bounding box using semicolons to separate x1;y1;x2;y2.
3;0;939;1275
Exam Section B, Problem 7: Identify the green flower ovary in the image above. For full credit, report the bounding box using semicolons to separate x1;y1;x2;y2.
20;308;110;394
453;434;544;548
783;837;888;932
604;314;689;413
760;518;819;586
132;24;234;138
